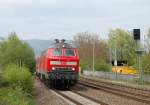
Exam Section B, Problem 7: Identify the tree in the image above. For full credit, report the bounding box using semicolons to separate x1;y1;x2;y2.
74;32;110;71
108;28;136;66
142;28;150;75
147;28;150;38
147;28;150;50
0;32;35;72
142;53;150;74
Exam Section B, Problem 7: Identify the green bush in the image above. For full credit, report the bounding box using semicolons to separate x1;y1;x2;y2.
0;87;35;105
80;60;89;73
3;64;33;94
95;60;111;72
80;59;111;72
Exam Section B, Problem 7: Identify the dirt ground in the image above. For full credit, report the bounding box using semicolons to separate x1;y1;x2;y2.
34;78;69;105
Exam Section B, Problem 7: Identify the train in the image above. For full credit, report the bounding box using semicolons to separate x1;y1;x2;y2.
36;39;80;89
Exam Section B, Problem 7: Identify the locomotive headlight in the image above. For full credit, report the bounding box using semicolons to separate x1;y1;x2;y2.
72;68;75;71
52;67;55;70
50;61;61;65
66;62;77;65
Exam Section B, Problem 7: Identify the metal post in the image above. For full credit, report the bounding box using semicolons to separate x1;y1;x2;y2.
136;40;143;83
114;47;118;79
93;41;95;72
109;47;112;64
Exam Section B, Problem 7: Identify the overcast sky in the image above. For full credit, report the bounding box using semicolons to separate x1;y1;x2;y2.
0;0;150;40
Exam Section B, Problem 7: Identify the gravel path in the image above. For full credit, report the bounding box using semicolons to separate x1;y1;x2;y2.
72;84;149;105
34;78;69;105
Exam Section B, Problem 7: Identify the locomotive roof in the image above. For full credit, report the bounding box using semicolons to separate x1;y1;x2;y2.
49;40;76;48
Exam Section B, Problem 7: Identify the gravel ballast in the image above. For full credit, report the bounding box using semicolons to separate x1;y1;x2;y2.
34;78;70;105
72;84;149;105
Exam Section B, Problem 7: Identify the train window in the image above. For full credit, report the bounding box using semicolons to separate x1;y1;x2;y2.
52;49;62;56
65;49;75;56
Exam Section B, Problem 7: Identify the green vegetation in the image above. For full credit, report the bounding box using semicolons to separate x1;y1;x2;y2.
108;28;136;66
0;33;35;105
74;28;150;77
95;60;111;72
142;53;150;75
74;32;111;72
3;64;33;93
0;32;35;72
0;87;35;105
142;28;150;75
0;64;35;105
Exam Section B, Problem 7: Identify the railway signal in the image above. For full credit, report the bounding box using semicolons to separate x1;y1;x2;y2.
133;29;140;40
133;29;143;83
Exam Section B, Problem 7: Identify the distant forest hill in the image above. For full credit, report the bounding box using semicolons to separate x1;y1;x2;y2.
24;39;53;56
25;39;74;56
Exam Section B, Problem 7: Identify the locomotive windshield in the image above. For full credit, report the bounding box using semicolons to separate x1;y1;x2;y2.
52;49;62;56
65;49;75;56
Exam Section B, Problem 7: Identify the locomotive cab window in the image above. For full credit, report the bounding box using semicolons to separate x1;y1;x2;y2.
52;49;62;56
65;49;75;56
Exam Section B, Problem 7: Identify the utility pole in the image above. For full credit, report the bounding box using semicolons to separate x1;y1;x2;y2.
114;46;117;66
114;45;118;79
93;41;95;72
109;47;112;64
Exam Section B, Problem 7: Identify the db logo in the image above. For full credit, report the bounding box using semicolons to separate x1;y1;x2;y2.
61;61;66;65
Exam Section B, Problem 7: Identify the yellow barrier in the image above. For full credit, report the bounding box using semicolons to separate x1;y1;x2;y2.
112;66;138;74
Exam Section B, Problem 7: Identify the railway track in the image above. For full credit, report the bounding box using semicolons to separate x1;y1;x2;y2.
79;77;150;104
81;77;150;95
38;78;107;105
53;89;108;105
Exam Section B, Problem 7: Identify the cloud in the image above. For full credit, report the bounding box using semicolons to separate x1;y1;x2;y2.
0;0;150;39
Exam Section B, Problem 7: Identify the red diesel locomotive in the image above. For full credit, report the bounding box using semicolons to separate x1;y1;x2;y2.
36;39;79;88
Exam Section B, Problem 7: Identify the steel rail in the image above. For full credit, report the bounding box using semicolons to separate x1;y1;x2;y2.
79;79;150;104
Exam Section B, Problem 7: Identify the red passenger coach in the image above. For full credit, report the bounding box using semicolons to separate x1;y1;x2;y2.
36;39;80;88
